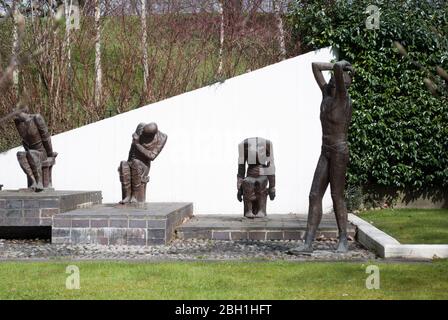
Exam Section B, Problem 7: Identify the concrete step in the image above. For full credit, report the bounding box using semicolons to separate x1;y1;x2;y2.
176;214;356;241
52;202;193;245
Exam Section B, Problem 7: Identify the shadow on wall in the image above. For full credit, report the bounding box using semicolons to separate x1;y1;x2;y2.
362;185;448;209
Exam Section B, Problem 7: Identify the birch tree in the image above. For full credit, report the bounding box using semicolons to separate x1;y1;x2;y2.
217;0;224;75
94;0;102;108
12;0;20;95
141;0;149;99
273;0;286;60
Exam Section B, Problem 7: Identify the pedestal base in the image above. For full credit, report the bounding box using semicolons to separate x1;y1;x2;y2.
52;202;193;246
0;190;102;227
177;214;356;241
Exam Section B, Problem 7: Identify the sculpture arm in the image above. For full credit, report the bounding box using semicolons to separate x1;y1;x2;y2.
334;60;352;99
312;62;334;91
135;133;168;161
34;114;55;157
135;123;145;136
237;163;246;189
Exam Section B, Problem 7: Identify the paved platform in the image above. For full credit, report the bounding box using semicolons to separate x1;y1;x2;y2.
0;190;102;227
52;202;193;245
176;214;355;241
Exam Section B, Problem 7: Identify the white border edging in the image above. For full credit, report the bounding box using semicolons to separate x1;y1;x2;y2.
348;214;448;259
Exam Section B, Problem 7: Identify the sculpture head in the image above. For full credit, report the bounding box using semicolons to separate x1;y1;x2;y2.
13;106;30;122
142;122;158;139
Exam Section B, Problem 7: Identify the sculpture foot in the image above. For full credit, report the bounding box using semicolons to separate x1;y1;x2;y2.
287;243;313;256
335;236;349;253
244;211;256;218
30;182;44;192
129;196;138;204
255;211;267;218
119;196;132;204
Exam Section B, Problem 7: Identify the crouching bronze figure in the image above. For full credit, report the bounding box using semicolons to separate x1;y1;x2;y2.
118;122;167;204
237;137;276;218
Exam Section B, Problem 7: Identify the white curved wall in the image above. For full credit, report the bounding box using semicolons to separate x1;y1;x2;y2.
0;48;336;214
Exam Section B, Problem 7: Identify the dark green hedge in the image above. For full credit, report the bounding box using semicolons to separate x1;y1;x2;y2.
288;0;448;194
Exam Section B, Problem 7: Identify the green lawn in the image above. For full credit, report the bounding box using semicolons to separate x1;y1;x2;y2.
0;261;447;300
360;209;448;244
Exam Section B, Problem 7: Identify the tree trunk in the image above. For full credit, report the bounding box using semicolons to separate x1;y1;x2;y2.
64;0;73;72
141;0;149;99
12;1;20;95
273;0;287;60
217;0;225;76
94;0;102;109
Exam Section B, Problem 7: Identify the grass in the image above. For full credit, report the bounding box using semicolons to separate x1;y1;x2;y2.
0;260;447;300
360;209;448;244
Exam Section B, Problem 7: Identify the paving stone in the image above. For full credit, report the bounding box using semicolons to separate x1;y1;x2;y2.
23;209;40;218
110;219;128;228
91;219;109;228
148;229;165;239
52;228;70;238
248;231;267;241
53;219;71;227
230;232;248;240
266;231;284;240
6;200;23;209
39;200;59;208
129;220;147;228
41;208;59;218
212;231;230;240
72;219;90;228
23;200;40;209
284;231;303;240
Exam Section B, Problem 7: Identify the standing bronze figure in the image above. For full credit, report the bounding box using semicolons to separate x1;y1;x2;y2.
13;107;57;192
290;60;355;254
118;122;167;204
237;137;276;218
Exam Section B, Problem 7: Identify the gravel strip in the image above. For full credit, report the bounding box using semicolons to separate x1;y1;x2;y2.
0;238;377;261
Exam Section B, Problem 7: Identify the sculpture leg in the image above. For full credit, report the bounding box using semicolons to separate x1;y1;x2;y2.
329;150;350;253
242;178;256;218
255;176;268;217
17;151;36;189
118;161;132;204
130;160;149;203
26;150;44;192
289;154;329;254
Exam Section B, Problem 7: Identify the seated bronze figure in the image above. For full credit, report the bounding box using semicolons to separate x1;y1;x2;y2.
118;122;167;204
13;107;57;192
237;137;276;218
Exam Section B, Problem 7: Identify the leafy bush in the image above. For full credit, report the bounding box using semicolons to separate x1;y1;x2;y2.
288;0;448;199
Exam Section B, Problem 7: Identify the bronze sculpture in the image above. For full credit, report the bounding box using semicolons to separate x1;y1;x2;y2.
118;122;167;204
13;107;57;192
290;60;355;254
237;137;276;218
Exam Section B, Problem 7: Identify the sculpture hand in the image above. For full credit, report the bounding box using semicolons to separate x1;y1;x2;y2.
269;187;276;201
237;188;243;202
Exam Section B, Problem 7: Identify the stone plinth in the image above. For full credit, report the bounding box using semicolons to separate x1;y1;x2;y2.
176;214;356;241
52;202;193;246
0;190;102;227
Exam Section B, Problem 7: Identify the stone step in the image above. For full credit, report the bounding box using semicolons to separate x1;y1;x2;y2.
176;214;356;241
52;202;193;246
0;190;102;227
